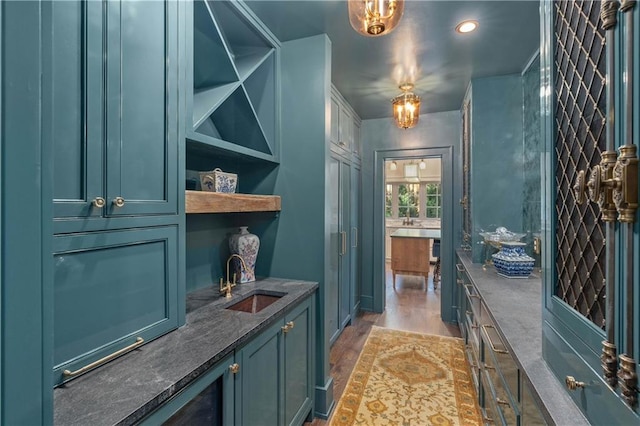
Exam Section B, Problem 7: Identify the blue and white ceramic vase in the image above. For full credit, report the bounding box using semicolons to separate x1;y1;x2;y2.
229;226;260;283
491;242;535;278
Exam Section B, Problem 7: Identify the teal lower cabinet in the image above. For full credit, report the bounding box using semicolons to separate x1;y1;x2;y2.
53;226;179;386
236;296;314;426
138;294;315;426
139;354;235;425
455;255;547;426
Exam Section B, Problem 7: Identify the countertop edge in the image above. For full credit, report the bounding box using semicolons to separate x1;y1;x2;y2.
456;250;589;426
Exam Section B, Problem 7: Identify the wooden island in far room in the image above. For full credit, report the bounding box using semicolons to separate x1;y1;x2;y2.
390;228;441;288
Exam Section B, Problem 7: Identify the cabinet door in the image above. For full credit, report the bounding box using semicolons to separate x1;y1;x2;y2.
235;319;283;426
53;226;179;385
52;0;179;226
330;95;340;147
339;161;351;329
350;165;361;312
50;0;103;220
139;354;235;426
283;299;314;426
105;0;179;217
352;120;361;157
338;106;352;151
328;156;341;345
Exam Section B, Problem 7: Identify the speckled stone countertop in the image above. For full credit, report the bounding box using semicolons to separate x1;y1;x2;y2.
457;250;588;426
54;278;318;426
390;228;441;239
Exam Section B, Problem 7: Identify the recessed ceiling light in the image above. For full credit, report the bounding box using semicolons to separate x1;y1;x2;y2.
455;20;478;34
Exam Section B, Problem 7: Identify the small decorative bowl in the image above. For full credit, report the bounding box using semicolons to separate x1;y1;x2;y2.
492;242;535;279
199;168;237;193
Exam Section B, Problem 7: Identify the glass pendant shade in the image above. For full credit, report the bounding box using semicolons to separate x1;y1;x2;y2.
392;83;420;129
348;0;404;36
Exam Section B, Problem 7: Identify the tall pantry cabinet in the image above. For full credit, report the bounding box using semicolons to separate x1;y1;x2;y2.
328;86;362;345
46;0;184;386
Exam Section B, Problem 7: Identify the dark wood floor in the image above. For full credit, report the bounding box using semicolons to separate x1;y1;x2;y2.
308;263;460;425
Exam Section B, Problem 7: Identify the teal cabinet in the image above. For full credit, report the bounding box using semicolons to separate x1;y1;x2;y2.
50;0;180;233
328;154;353;344
540;2;640;423
47;0;184;386
328;85;362;345
235;296;314;426
350;164;361;313
284;294;315;425
235;319;282;425
53;226;179;386
329;85;360;159
139;354;235;426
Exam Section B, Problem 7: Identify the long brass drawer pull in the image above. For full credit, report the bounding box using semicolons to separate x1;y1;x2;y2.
456;279;464;285
481;325;509;354
63;337;144;378
465;285;480;298
455;264;465;272
496;397;510;407
483;363;495;370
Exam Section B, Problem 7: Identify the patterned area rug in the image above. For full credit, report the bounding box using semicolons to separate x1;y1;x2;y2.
329;326;482;426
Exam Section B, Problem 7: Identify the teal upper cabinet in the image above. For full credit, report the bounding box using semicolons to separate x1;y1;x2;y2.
330;85;361;161
51;0;180;233
188;0;280;163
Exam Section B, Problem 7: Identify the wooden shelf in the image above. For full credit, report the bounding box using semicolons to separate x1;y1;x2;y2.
185;190;281;214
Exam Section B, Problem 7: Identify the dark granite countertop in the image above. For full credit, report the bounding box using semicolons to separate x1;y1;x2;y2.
54;277;318;426
457;250;588;426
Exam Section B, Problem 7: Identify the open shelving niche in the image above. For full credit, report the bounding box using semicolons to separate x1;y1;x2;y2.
185;1;283;296
189;0;279;164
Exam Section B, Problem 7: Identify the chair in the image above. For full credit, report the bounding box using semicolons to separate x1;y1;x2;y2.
432;239;441;289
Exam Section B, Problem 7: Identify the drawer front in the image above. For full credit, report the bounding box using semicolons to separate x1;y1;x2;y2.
482;365;519;426
53;226;178;385
466;344;480;394
481;323;519;402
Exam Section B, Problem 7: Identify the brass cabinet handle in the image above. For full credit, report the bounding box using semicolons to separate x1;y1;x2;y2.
282;321;295;333
92;197;106;208
465;285;480;298
63;337;144;378
481;324;509;354
483;415;494;424
455;264;465;272
496;397;510;407
229;363;240;374
112;196;125;208
340;231;347;255
456;279;464;285
565;375;586;390
483;363;495;370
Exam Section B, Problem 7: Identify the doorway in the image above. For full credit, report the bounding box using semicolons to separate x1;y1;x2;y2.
372;147;456;324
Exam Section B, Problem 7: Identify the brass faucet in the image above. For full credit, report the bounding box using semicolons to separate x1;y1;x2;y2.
219;254;248;298
402;211;414;226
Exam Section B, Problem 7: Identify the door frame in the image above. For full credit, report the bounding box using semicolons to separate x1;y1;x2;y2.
372;146;456;322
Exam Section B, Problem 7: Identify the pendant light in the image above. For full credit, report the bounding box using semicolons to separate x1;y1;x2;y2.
419;159;426;169
348;0;404;37
392;83;421;129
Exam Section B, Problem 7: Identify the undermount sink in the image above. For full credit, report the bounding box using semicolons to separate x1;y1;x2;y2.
226;292;284;313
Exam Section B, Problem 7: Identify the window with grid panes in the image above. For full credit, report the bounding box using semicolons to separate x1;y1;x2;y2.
398;183;420;218
385;184;393;218
425;183;442;218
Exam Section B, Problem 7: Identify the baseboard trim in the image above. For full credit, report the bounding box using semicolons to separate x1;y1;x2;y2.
359;295;373;311
314;377;335;419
